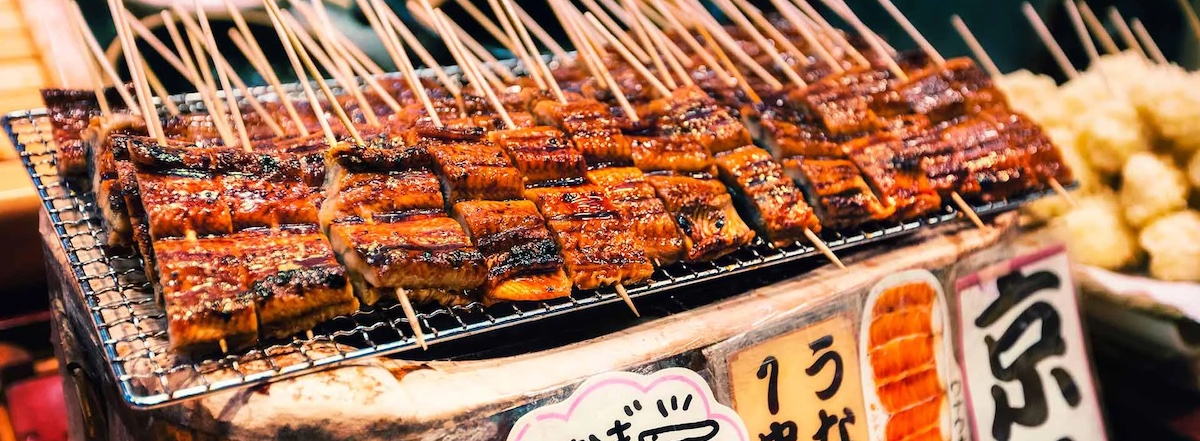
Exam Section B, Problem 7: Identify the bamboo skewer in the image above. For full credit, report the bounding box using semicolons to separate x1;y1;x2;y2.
438;10;508;91
794;0;869;67
404;2;518;83
485;0;547;88
452;0;515;48
1023;2;1080;79
681;0;784;90
511;3;571;63
279;10;382;127
821;0;905;79
162;12;237;146
581;0;651;62
500;0;567;102
770;0;841;72
1064;0;1118;97
375;2;460;94
624;0;675;89
297;2;404;114
109;0;166;145
271;6;364;145
639;7;693;86
583;13;671;96
875;0;944;65
194;1;253;150
1077;2;1119;55
70;14;112;117
358;1;443;126
1177;0;1200;43
70;2;138;112
649;0;733;83
950;16;1002;78
1131;19;1168;64
709;0;806;88
563;0;639;118
221;0;307;134
546;0;604;89
141;59;181;116
1108;8;1148;60
728;0;808;63
263;1;337;145
177;8;238;147
222;34;308;137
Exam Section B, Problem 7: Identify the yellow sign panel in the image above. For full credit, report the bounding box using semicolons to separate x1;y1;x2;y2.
728;315;869;441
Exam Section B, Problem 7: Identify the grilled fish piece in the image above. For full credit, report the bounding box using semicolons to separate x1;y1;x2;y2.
156;235;258;353
647;174;755;262
401;115;494;146
426;141;526;204
872;66;966;123
941;117;1030;201
586;167;684;265
42;88;105;177
715;146;821;247
941;57;1009;114
842;133;943;221
629;135;714;174
487;126;587;185
451;200;572;303
643;85;753;154
991;112;1073;189
136;170;235;239
329;215;487;306
89;118;148;247
319;167;444;225
801;67;892;136
781;157;895;229
743;105;850;161
525;184;654;289
242;225;359;340
532;99;634;167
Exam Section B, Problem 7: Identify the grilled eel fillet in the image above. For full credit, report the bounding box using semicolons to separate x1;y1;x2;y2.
800;67;891;136
742;105;849;161
525;184;654;289
782;157;895;230
585;167;685;265
156;225;357;353
128;141;324;241
451;200;572;304
487;126;588;186
628;134;715;174
715;146;821;247
42;88;106;177
842;133;943;221
642;85;753;154
532;99;635;167
321;143;486;306
647;174;755;262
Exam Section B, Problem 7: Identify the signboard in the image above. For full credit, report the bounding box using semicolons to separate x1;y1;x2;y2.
956;246;1106;441
727;315;869;441
508;368;750;441
859;270;967;441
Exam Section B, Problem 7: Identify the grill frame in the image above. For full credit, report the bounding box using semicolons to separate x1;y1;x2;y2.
8;97;1058;409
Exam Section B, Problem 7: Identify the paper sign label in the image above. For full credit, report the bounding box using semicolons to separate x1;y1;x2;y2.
509;367;750;441
728;316;868;441
860;269;967;441
956;247;1106;441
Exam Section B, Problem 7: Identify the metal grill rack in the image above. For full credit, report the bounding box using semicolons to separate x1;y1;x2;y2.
8;104;1055;409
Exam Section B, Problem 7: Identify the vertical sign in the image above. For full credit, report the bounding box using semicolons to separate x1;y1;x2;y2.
860;270;967;441
728;315;869;441
956;247;1106;441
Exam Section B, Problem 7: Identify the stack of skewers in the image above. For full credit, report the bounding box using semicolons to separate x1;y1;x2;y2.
38;0;1074;356
973;1;1200;282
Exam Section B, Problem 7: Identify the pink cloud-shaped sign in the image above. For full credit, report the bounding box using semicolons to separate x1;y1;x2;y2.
509;368;749;441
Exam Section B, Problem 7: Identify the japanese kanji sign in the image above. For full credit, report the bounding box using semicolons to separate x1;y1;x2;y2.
508;367;749;441
728;315;868;441
956;246;1106;441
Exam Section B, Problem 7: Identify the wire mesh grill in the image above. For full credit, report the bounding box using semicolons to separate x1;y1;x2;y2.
7;105;1053;409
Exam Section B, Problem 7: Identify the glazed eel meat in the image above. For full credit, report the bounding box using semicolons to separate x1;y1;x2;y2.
122;138;357;353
